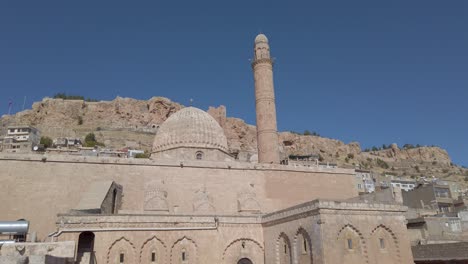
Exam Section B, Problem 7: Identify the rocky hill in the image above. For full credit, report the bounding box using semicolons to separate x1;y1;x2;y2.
1;97;467;189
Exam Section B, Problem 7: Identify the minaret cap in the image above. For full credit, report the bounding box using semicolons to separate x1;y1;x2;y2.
255;34;269;44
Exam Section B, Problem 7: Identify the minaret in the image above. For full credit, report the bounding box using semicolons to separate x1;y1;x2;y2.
252;34;280;164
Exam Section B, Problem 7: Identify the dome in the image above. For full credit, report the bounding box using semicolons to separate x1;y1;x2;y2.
152;107;228;153
255;34;269;44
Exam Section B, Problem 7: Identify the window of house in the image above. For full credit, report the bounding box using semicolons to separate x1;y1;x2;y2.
347;239;353;250
435;188;450;198
449;220;462;232
358;184;362;189
379;238;385;249
119;253;124;263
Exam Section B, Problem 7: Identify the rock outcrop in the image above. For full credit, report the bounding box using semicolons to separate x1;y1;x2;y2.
1;96;465;184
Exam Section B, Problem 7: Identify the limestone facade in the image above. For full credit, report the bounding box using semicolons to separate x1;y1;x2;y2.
252;34;280;164
50;201;412;264
0;153;357;239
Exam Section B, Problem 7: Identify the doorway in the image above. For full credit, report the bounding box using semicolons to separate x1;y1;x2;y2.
238;258;253;264
77;232;95;264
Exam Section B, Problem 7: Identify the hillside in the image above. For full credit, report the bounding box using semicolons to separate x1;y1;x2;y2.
1;97;467;188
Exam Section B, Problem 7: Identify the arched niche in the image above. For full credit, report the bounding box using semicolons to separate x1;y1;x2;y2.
140;236;166;264
170;237;197;264
370;225;401;264
106;237;136;264
335;225;368;264
293;228;313;264
222;238;264;264
276;233;292;264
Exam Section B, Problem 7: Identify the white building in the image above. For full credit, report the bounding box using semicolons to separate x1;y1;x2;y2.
391;178;417;192
1;126;40;153
355;169;375;193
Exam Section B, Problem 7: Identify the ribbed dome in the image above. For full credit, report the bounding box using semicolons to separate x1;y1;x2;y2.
152;107;228;153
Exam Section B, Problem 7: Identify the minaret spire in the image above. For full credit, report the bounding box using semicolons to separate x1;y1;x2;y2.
252;34;280;164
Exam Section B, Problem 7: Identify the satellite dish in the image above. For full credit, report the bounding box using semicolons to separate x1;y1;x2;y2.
33;146;38;151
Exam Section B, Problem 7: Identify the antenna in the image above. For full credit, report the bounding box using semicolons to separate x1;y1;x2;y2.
22;96;26;111
7;98;12;115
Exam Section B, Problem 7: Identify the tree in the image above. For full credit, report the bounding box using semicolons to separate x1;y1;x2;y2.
372;146;378;151
415;165;420;173
53;93;99;102
318;154;324;162
403;144;414;149
40;136;53;148
83;133;105;148
303;130;311;135
85;133;96;143
135;152;150;159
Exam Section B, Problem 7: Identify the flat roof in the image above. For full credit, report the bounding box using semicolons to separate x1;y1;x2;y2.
412;242;468;261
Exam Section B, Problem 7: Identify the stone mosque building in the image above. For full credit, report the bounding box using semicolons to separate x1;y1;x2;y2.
0;35;414;263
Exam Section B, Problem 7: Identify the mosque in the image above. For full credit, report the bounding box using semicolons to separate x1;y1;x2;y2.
0;34;414;263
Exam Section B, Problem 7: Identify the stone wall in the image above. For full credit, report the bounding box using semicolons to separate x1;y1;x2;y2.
262;200;414;264
0;241;75;264
0;153;357;240
56;215;264;264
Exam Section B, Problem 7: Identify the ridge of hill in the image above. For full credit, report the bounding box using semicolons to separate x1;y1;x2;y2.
1;97;467;189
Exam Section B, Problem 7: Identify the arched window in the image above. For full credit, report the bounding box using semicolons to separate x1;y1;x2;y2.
195;151;203;160
347;239;353;250
181;248;187;261
379;238;385;249
278;233;292;264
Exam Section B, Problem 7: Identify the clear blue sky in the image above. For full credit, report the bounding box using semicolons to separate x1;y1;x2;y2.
1;1;467;166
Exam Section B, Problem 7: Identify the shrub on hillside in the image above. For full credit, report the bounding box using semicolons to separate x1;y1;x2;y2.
40;136;53;148
135;152;150;159
83;133;105;148
376;158;389;169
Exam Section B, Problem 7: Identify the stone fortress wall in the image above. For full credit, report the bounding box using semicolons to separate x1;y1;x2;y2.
0;153;357;240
